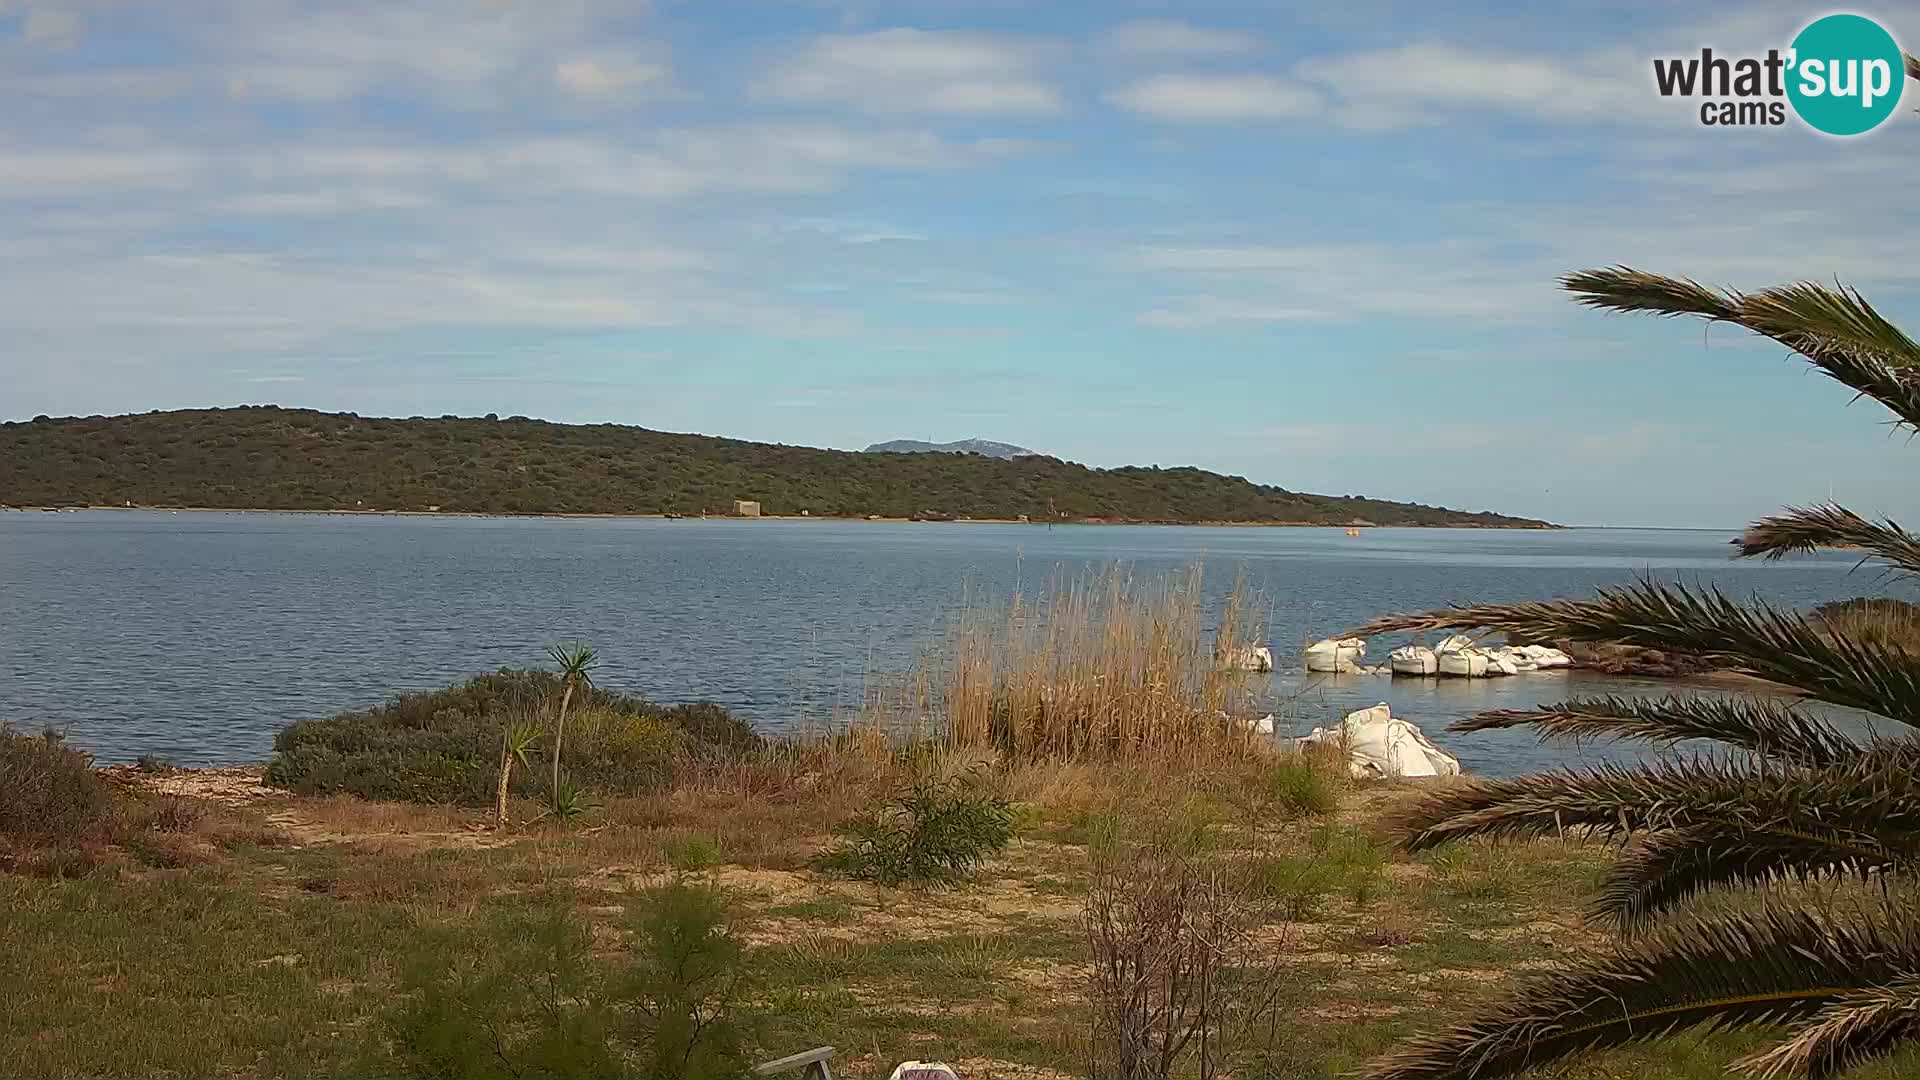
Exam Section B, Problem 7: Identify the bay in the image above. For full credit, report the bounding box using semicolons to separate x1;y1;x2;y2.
0;510;1900;776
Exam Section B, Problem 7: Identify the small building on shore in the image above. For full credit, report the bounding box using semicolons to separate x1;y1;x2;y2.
732;499;762;517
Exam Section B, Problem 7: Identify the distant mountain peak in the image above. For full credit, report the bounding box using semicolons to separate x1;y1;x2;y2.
864;438;1037;460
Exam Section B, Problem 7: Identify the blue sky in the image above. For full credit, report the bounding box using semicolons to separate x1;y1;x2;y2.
3;1;1918;528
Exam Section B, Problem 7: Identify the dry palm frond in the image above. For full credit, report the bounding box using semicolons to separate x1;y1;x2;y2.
1394;753;1920;856
1563;268;1920;431
1595;823;1910;931
1735;975;1920;1078
1345;580;1920;728
1457;695;1863;768
1739;503;1920;576
1360;905;1920;1080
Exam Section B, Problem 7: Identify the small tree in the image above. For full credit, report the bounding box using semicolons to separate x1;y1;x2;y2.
1083;795;1289;1080
625;879;751;1080
547;643;600;813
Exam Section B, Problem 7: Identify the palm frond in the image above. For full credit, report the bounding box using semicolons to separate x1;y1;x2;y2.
1594;823;1909;931
1456;695;1863;768
1563;268;1920;430
1909;52;1920;84
1561;266;1737;320
1739;280;1920;375
1734;976;1920;1079
1738;504;1920;576
1395;753;1920;854
1360;905;1920;1080
1346;579;1920;728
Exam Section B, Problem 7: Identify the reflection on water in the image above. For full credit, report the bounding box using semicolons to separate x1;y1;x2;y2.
1;511;1905;775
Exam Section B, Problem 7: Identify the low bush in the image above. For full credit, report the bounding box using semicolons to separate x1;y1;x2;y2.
0;726;113;845
383;882;750;1080
1246;749;1343;820
266;670;760;805
665;833;723;874
815;770;1014;886
1250;824;1388;919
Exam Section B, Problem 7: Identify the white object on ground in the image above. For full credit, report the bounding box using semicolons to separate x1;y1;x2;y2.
1516;644;1572;668
1434;634;1477;654
1220;644;1275;672
1251;713;1276;735
1484;650;1521;676
1486;646;1541;672
888;1063;962;1080
1295;703;1461;779
1304;637;1367;673
1437;648;1490;678
1389;645;1438;676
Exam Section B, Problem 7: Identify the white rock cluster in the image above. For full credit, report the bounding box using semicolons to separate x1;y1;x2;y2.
1307;634;1569;678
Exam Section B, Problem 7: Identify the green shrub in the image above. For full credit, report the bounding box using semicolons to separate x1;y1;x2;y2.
629;880;751;1080
266;670;760;805
383;884;750;1080
1250;825;1388;919
816;771;1014;886
0;726;112;844
1252;752;1342;819
386;910;624;1080
665;833;722;873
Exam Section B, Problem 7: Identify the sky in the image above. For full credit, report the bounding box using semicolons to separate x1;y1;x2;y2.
3;1;1918;528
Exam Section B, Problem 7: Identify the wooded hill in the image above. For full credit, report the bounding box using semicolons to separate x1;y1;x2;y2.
0;407;1554;527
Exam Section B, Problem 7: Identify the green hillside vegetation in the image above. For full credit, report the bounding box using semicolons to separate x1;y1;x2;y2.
0;406;1553;526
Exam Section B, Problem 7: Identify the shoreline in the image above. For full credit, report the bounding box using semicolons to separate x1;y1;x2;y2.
0;504;1563;529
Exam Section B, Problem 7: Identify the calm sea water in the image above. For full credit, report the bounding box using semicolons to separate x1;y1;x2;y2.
0;511;1903;776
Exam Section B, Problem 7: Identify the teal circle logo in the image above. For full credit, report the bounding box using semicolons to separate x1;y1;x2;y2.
1787;14;1905;135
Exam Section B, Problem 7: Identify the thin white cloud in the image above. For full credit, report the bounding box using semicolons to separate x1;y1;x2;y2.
1130;243;1561;323
213;187;437;216
23;6;82;47
553;51;673;99
1293;41;1677;129
753;28;1065;115
1105;74;1319;120
0;146;204;191
1138;299;1325;328
1110;40;1684;129
0;124;1017;204
1098;19;1257;56
200;1;652;105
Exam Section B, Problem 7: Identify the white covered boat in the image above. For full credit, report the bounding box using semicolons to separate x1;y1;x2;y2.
1389;645;1438;676
1437;648;1490;678
1304;637;1367;673
1219;644;1275;672
1296;703;1462;779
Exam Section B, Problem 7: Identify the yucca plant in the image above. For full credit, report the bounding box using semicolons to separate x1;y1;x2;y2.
546;643;599;814
494;716;542;828
1355;264;1920;1080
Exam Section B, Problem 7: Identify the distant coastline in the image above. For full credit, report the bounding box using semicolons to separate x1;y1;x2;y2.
1;504;1562;528
0;406;1558;529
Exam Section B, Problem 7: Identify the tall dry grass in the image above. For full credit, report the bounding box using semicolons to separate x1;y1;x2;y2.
1811;597;1920;656
863;564;1273;762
